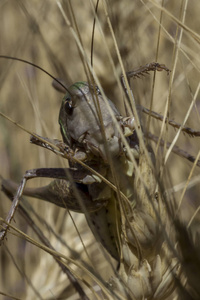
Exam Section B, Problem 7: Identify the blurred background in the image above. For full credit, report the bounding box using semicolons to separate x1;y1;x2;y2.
0;0;200;299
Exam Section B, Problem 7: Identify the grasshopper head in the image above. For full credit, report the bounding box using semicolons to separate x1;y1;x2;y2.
59;82;124;162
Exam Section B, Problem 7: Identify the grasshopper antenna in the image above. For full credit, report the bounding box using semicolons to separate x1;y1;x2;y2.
0;55;71;95
90;0;100;68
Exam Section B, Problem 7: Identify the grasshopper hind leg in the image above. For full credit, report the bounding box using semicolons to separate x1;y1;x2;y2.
0;167;107;242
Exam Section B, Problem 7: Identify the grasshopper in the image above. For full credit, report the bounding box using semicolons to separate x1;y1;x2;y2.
1;2;200;299
0;62;170;262
1;60;200;299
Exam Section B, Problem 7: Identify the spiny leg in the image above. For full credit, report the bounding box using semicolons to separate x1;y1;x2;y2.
0;171;30;242
120;62;170;98
142;107;200;137
120;63;200;163
147;132;200;168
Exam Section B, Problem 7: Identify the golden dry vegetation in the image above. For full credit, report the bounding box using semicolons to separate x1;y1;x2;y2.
0;0;200;299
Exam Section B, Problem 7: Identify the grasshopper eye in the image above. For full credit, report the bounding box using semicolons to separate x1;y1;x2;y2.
65;97;73;115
